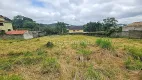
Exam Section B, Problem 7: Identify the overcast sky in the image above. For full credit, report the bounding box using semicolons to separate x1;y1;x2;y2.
0;0;142;25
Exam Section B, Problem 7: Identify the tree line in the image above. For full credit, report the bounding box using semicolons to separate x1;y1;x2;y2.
12;15;122;35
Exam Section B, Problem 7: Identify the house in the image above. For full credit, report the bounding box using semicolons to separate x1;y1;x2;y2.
68;26;84;33
122;22;142;31
0;15;13;33
6;30;33;39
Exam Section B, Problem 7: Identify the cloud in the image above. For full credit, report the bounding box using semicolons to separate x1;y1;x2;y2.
0;0;142;25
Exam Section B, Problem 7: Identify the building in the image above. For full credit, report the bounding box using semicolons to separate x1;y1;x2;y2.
122;22;142;31
0;15;13;33
6;30;33;39
68;26;83;33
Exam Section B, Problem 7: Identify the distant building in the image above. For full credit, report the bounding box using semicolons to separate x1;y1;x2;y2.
0;15;13;33
122;22;142;31
68;26;83;33
6;30;33;39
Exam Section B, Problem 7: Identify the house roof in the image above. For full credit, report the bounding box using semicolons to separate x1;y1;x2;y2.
126;22;142;27
69;26;83;30
6;30;28;35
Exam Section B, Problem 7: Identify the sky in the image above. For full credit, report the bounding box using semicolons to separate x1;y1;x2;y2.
0;0;142;25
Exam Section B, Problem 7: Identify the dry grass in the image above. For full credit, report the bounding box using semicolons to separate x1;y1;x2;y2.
0;35;142;80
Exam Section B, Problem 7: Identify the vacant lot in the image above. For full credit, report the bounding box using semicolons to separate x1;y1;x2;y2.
0;35;142;80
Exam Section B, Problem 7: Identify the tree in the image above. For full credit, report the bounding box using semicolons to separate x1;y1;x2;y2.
23;20;37;30
12;15;24;29
84;22;103;32
56;22;68;34
103;17;118;31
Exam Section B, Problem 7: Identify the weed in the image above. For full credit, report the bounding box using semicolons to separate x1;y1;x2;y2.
41;57;60;74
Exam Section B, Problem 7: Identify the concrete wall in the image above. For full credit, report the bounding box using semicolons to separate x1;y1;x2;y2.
69;30;83;33
123;27;142;31
0;35;24;39
129;30;142;39
111;30;142;39
23;31;33;39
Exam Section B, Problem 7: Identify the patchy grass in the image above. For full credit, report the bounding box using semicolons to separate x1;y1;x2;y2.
0;35;142;80
41;57;60;74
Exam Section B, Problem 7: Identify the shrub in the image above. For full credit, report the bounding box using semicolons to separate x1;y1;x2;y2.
46;42;54;48
41;57;60;74
0;75;22;80
80;41;87;48
96;38;112;49
86;65;102;80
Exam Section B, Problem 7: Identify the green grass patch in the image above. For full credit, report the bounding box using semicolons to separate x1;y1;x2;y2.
124;46;142;60
0;75;22;80
77;49;92;56
96;38;112;50
125;58;142;70
80;41;87;48
86;65;103;80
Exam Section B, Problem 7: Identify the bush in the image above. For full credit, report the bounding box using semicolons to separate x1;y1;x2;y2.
0;75;22;80
96;38;112;49
46;42;54;48
41;57;60;74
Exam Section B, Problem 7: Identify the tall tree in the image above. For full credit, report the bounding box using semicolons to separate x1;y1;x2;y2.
56;22;67;34
103;17;118;31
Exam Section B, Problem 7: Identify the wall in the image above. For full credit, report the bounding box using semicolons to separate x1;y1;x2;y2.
129;30;142;39
111;31;142;39
123;26;142;31
69;30;83;33
23;31;33;39
0;35;24;39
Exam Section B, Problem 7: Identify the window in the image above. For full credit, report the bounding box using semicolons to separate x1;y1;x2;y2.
8;29;11;31
0;23;4;26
